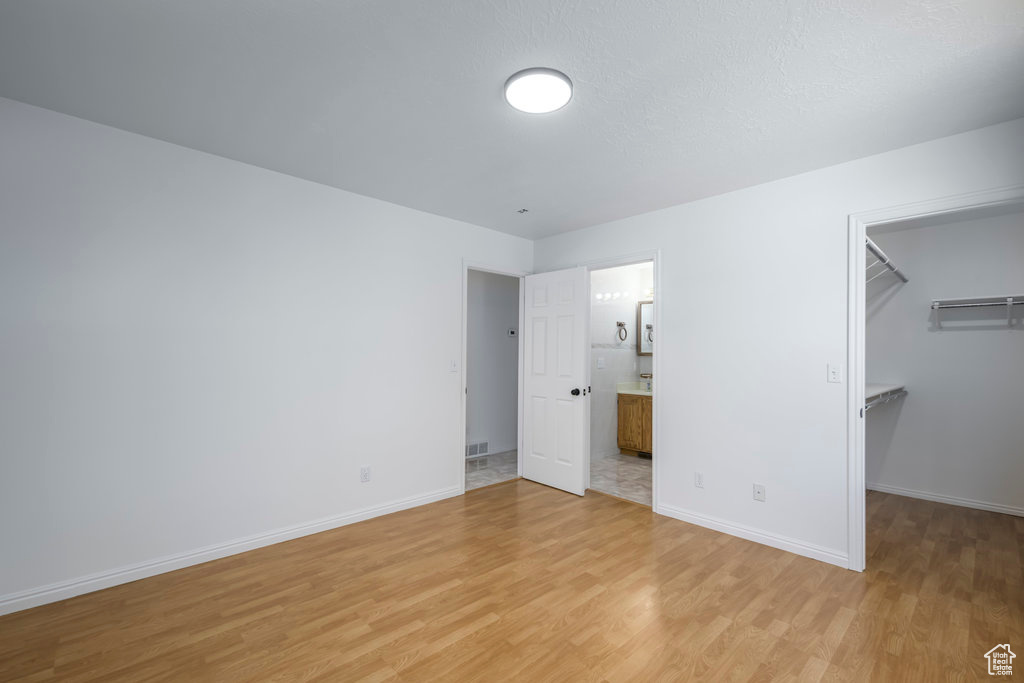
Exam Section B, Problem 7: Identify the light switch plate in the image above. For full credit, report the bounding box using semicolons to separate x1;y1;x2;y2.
596;357;606;370
827;363;843;384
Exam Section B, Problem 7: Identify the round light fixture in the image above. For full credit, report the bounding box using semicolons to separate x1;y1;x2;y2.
504;68;572;114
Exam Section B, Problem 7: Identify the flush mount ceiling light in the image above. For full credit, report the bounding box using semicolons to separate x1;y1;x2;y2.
504;68;573;114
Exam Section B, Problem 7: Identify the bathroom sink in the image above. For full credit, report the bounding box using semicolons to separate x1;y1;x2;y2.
616;381;652;396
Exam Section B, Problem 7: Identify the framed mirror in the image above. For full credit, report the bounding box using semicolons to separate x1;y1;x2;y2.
636;300;653;355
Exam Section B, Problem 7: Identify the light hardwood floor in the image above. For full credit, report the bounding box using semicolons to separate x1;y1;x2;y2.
1;482;1021;681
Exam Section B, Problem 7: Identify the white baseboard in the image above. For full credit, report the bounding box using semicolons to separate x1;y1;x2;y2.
0;486;462;617
866;482;1024;517
655;503;849;569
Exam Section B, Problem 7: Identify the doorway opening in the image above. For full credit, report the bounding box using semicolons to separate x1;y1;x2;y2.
586;261;654;506
465;269;522;490
848;186;1024;570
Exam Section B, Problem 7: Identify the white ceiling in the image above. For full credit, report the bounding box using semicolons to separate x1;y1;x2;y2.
1;1;1022;240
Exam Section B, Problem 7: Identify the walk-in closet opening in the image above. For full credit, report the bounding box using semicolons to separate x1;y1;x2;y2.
861;201;1024;567
587;261;654;506
465;269;522;490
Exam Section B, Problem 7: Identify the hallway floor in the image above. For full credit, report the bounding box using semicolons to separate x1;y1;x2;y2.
465;450;517;490
589;452;652;505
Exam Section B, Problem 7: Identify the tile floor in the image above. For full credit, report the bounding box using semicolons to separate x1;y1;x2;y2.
466;449;651;505
465;450;518;490
589;452;652;506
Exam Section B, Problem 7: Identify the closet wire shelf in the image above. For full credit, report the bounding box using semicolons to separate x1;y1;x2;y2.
866;237;908;284
865;385;907;413
931;295;1024;328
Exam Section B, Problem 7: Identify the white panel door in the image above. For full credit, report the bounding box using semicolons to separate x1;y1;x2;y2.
522;266;588;495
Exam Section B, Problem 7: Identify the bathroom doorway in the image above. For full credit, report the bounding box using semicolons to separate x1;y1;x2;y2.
464;268;522;490
587;261;654;506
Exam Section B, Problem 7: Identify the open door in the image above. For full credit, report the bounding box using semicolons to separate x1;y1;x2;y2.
522;266;589;495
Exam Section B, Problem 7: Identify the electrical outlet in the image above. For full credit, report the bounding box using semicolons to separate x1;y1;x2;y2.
694;472;704;488
753;483;766;502
360;466;371;483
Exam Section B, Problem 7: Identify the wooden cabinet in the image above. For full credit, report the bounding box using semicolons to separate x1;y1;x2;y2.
617;393;652;456
641;396;652;453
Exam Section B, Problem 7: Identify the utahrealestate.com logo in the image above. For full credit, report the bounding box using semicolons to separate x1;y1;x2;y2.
985;644;1015;676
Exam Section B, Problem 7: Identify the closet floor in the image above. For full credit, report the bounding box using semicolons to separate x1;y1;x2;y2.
465;450;517;490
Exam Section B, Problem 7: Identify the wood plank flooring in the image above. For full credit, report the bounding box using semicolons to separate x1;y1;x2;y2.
1;482;1021;681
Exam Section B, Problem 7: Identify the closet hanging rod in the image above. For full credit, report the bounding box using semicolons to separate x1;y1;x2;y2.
930;298;1024;310
931;295;1023;327
865;237;908;283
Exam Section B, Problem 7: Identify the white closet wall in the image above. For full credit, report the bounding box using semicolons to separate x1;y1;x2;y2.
866;208;1024;514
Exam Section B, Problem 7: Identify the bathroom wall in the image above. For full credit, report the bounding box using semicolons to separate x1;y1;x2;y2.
865;208;1024;514
466;270;520;457
590;262;654;459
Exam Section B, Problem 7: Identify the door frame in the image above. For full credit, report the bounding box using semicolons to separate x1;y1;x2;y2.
845;184;1024;571
556;250;661;510
459;260;528;494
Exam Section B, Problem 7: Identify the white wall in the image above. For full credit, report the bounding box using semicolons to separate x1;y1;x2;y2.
466;270;519;456
590;263;653;459
865;209;1024;514
0;98;533;612
534;117;1024;567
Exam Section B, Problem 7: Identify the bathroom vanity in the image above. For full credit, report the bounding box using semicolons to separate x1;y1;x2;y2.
617;382;652;456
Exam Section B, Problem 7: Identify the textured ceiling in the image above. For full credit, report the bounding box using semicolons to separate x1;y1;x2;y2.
1;1;1022;239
